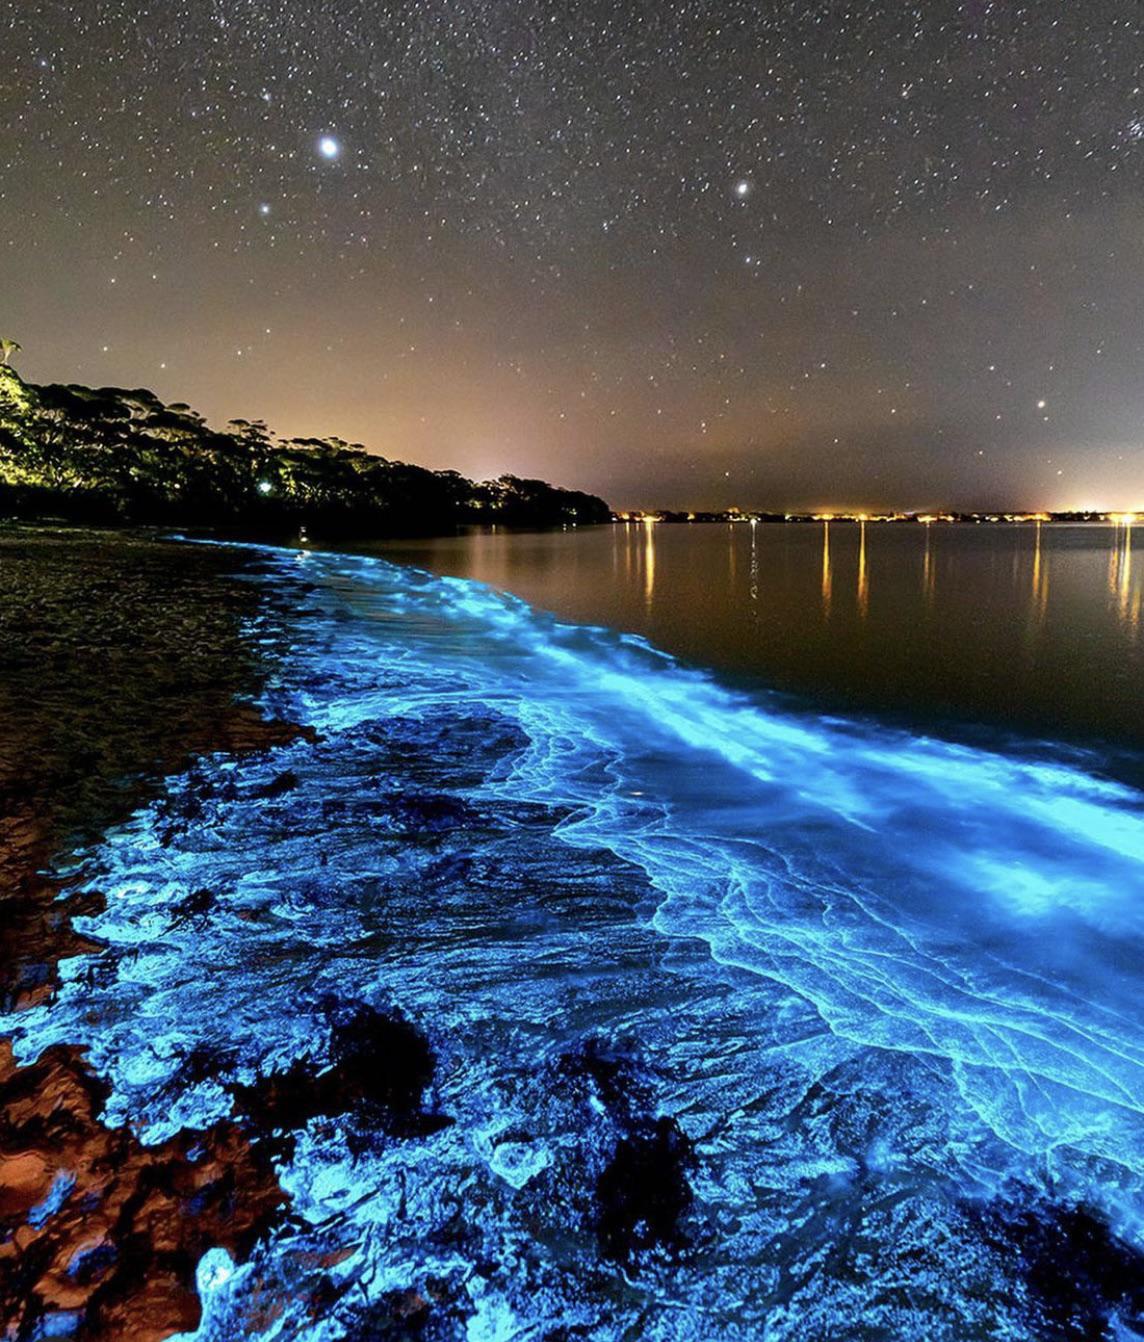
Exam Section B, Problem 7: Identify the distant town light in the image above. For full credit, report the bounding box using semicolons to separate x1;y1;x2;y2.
257;480;273;495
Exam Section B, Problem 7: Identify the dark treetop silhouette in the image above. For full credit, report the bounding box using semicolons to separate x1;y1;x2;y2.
0;348;610;537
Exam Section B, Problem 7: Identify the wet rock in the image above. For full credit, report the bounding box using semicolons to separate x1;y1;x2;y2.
232;1005;447;1153
339;1281;465;1341
557;1036;654;1129
595;1117;695;1263
169;887;216;923
252;769;299;800
980;1201;1144;1341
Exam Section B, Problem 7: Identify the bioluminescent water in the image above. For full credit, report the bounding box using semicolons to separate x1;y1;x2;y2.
377;520;1144;760
7;542;1144;1339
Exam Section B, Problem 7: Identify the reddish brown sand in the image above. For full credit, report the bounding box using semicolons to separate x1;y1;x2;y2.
0;1040;287;1341
0;529;305;1339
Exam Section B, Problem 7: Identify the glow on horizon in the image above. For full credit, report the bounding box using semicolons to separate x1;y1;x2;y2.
616;507;1144;523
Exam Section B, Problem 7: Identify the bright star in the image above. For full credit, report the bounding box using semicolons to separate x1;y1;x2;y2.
258;202;271;216
317;135;340;160
734;179;752;198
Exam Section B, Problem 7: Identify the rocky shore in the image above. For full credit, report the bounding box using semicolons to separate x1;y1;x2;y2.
0;528;304;1337
0;529;701;1340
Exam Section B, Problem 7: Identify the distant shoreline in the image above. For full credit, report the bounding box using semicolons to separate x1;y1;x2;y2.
613;509;1136;525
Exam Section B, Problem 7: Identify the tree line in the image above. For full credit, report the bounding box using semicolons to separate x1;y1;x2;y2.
0;351;610;536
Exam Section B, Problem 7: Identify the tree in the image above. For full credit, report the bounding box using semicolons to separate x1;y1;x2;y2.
0;337;21;366
0;362;612;533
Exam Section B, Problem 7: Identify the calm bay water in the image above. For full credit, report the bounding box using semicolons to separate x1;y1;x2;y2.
377;521;1144;758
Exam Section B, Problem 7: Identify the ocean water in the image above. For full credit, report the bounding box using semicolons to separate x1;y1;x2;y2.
7;540;1144;1339
377;520;1144;761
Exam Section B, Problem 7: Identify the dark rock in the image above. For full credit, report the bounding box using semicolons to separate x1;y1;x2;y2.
595;1117;695;1263
327;1003;436;1118
231;1005;447;1153
252;769;299;800
169;888;216;923
339;1278;465;1342
340;1288;433;1341
229;1058;330;1160
556;1035;653;1128
175;1043;236;1090
975;1199;1144;1340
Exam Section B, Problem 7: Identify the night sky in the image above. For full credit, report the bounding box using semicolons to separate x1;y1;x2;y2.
4;1;1144;511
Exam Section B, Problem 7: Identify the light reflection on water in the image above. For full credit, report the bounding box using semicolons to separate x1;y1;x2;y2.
643;513;655;609
821;519;832;618
376;522;1144;756
1111;519;1140;634
923;522;936;605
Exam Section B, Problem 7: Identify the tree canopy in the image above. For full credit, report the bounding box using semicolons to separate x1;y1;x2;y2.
0;361;610;536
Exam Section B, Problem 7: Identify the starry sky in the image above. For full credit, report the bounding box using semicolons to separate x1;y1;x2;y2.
4;1;1144;511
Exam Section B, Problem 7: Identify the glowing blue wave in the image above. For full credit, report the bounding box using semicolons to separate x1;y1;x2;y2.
8;543;1144;1338
339;555;1144;1184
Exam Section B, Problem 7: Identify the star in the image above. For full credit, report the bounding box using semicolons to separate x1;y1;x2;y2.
10;0;1144;514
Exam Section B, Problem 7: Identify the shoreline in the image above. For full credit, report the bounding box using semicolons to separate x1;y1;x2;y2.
3;527;1144;1340
0;529;309;1337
